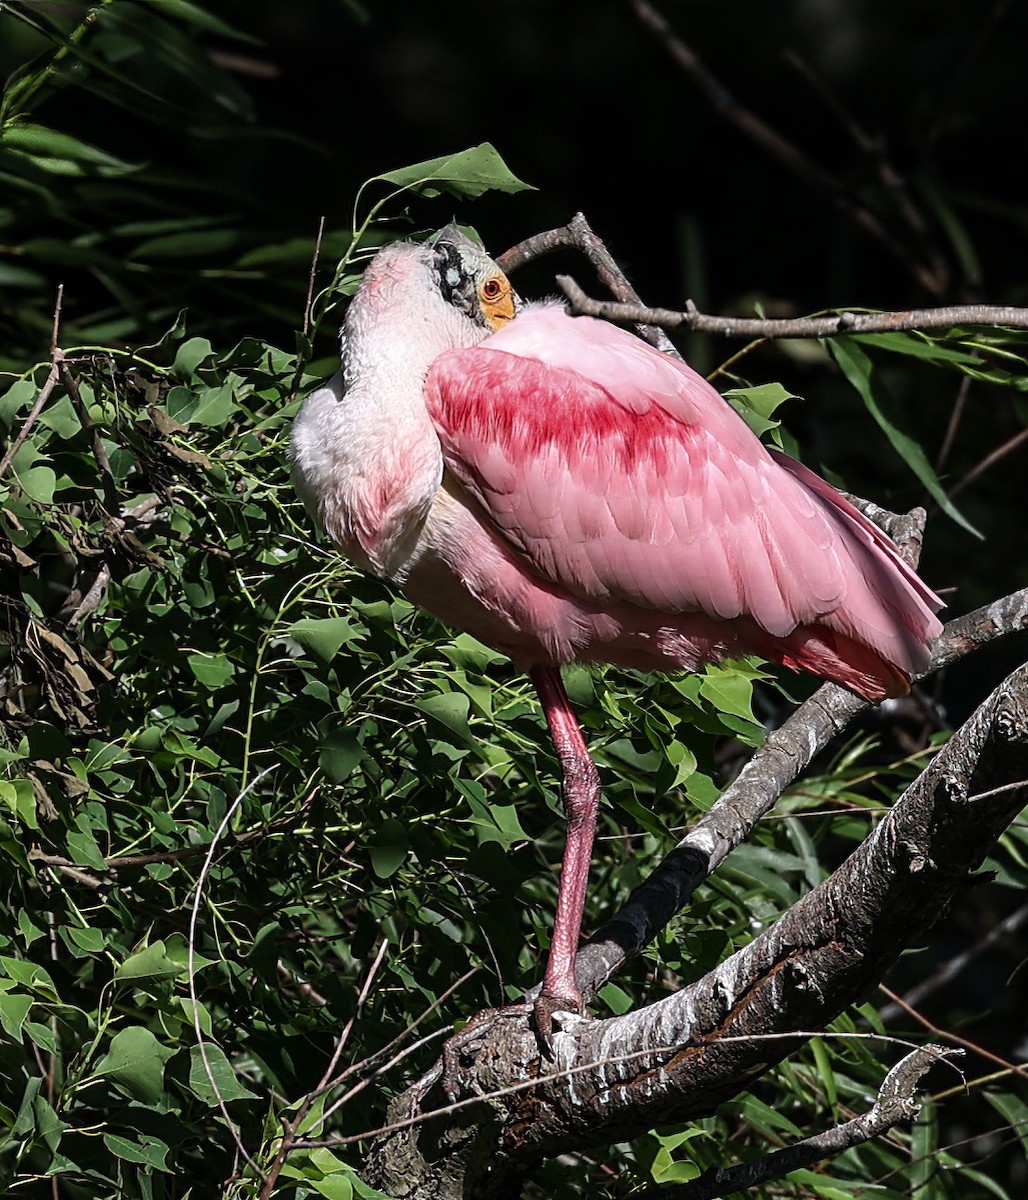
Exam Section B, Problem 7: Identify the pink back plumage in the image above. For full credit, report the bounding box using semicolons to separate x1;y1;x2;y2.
424;304;942;694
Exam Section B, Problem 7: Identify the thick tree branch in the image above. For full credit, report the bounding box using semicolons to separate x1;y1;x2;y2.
367;664;1028;1194
556;275;1028;339
573;588;1028;1002
634;1045;959;1200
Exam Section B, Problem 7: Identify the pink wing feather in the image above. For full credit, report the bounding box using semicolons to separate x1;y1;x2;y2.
425;304;942;686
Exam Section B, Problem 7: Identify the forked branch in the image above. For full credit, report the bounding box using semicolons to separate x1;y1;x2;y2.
634;1045;959;1200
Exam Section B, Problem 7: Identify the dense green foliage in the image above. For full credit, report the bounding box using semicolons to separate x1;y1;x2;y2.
1;3;1026;1198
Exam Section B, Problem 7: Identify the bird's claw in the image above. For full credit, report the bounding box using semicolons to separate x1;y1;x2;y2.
440;1001;532;1102
531;991;586;1060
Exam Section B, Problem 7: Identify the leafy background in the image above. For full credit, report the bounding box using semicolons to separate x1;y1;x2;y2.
0;2;1026;1197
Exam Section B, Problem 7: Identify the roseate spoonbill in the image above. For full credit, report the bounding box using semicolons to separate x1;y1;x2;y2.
290;227;943;1039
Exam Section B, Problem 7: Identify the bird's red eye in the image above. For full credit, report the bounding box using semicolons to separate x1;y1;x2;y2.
482;277;504;300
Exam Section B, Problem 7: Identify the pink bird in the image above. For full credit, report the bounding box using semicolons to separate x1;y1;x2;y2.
290;227;943;1039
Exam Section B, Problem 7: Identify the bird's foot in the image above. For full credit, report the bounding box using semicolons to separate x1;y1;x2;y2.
440;1001;532;1102
532;989;586;1060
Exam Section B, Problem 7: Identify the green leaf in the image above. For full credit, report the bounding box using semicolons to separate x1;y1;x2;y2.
724;382;797;437
367;818;408;879
311;1177;354;1200
984;1090;1028;1158
95;1026;175;1104
416;691;475;745
699;667;757;723
65;829;108;871
287;617;359;663
0;992;32;1041
187;651;235;689
375;143;533;200
171;337;214;381
319;730;365;782
116;940;184;982
828;337;981;537
187;1043;258;1105
2;121;139;177
103;1132;172;1172
15;465;56;504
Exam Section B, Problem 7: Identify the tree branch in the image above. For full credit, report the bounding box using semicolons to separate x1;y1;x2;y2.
572;587;1028;1003
556;275;1028;339
498;212;680;357
624;0;947;295
367;664;1028;1193
633;1045;960;1200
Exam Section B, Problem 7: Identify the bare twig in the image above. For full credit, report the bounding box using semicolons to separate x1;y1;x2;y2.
188;765;278;1184
0;286;64;480
879;986;1028;1083
58;359;119;506
625;0;946;294
880;901;1028;1022
936;366;972;472
632;1045;959;1200
303;215;327;338
259;937;391;1200
28;792;315;877
498;212;680;357
784;49;945;275
66;563;111;629
557;274;1028;339
947;426;1028;499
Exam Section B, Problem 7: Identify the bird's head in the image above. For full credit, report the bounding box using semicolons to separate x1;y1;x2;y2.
340;229;520;387
426;224;519;331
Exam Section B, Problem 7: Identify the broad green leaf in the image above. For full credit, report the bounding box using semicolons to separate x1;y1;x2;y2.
31;1093;66;1153
367;818;408;879
699;668;757;724
95;1027;175;1104
0;379;38;427
187;651;235;689
416;691;475;745
116;940;184;982
171;337;215;381
65;829;107;871
15;465;56;504
828;338;981;537
0;992;32;1041
0;780;37;830
319;730;365;782
182;382;239;427
64;926;106;952
724;382;797;438
103;1132;172;1172
287;616;359;663
375;143;533;200
312;1178;354;1200
187;1043;258;1105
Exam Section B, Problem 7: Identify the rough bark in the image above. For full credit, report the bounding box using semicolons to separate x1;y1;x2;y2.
364;664;1028;1198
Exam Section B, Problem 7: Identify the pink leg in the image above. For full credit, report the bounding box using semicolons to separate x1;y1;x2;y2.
530;665;600;1036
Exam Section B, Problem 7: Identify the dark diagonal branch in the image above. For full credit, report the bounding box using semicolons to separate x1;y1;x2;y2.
634;1045;959;1200
573;587;1028;1002
625;0;947;295
879;901;1028;1022
557;275;1028;339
